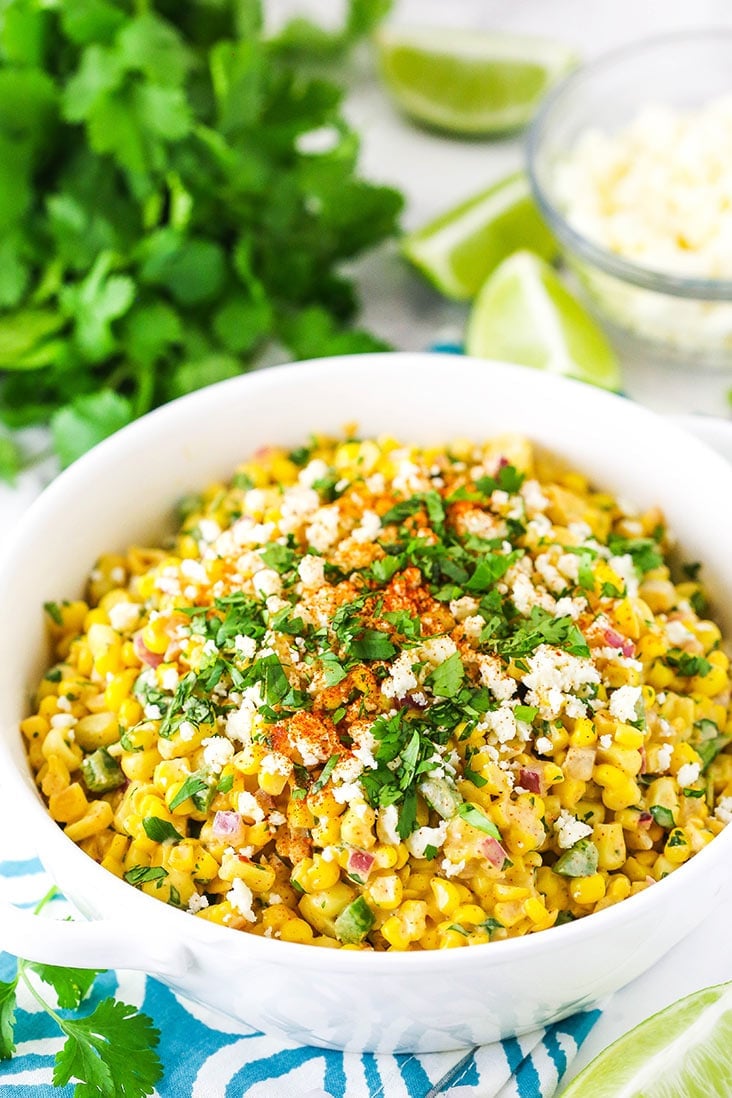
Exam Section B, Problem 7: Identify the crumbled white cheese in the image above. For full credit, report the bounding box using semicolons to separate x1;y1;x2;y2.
521;479;549;513
554;595;586;620
477;655;517;701
462;615;485;644
202;736;235;774
609;685;642;724
178;720;197;741
305;505;341;552
715;796;732;824
227;878;256;922
655;743;673;772
481;707;518;745
381;651;418;700
297;554;325;589
608;555;638;598
676;762;701;787
252;568;282;598
555;809;593;850
420;636;457;667
298;459;330;489
160;666;179;691
260;751;293;778
441;857;466;879
449;595;479;621
523;644;600;721
351;510;381;544
187;893;210;914
237;791;266;823
376;804;401;846
108;601;141;631
665;619;696;646
599;733;613;750
535;736;553;755
180;558;208;584
332;782;365;805
233;634;257;660
406;821;448;858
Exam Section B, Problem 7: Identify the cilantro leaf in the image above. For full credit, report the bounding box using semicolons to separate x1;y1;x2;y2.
607;535;663;576
25;964;100;1012
53;997;162;1098
425;652;465;698
123;865;169;887
350;628;396;661
457;802;502;840
0;978;17;1060
665;650;712;678
51;390;133;469
142;817;181;843
500;607;589;659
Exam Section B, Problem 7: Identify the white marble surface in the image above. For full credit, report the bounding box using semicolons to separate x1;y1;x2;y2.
3;1;732;1091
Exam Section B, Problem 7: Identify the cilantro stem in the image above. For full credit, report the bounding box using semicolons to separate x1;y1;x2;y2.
16;960;64;1030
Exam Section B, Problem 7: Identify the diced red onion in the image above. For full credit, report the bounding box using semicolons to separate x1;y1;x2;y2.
481;836;508;868
639;812;652;828
213;811;243;837
133;632;163;668
518;767;542;794
347;849;375;881
604;627;635;658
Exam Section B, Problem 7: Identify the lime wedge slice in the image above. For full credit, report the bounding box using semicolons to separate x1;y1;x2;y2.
402;172;558;300
466;251;621;391
561;982;732;1097
375;26;578;136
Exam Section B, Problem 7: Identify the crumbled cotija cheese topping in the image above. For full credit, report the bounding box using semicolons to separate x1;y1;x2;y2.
28;432;732;952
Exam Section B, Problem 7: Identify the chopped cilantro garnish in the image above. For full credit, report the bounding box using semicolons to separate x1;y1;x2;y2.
499;607;590;659
217;774;234;794
43;601;63;626
142;818;182;843
607;534;663;575
368;556;403;584
123;866;169;888
425;652;465;699
350;629;396;661
168;773;212;812
665;650;712;678
260;544;297;574
457;802;502;840
311;754;341;794
514;705;538;723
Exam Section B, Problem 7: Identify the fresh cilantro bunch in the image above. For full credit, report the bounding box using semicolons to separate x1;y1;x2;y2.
0;0;401;476
1;896;162;1096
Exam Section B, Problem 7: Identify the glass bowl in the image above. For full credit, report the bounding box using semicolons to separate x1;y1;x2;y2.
526;30;732;371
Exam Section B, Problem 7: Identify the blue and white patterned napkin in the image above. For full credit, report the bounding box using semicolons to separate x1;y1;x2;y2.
0;848;599;1098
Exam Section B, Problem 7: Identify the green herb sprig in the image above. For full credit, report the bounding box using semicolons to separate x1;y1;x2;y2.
0;0;401;475
0;891;162;1096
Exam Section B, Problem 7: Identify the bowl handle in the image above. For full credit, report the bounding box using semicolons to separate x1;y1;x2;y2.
0;895;193;978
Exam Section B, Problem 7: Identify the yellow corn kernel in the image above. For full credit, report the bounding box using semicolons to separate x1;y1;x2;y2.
311;817;341;847
635;634;667;663
606;876;632;902
258;766;289;797
430;878;461;916
41;754;70;799
613;598;642;639
493;900;525;928
220;855;276;893
299;882;354;935
74;711;120;751
692;664;728;696
524;896;551;924
594;822;627;871
542;763;564;786
614;724;645;750
103;670;137;712
493;883;530;903
279;918;315;944
670;743;703;775
452;903;485;926
140;618;170;655
234;742;268;776
262;904;296;932
569;718;597;747
664;828;691;865
64;800;114;842
601;778;642;812
41;727;82;770
118;697;143;728
557;777;586;809
307;855;341;892
380;915;412;950
339;804;376;850
648;661;675;690
121;748;160;783
155;758;190;792
287;798;315;830
569;873;606;905
49;782;88;823
20;715;50;741
438;925;469;949
367;873;403;910
372;844;398;870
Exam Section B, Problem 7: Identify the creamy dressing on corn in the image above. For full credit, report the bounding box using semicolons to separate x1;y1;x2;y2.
23;434;732;951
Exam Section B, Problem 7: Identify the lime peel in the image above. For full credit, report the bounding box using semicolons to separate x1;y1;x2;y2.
375;26;579;136
402;172;558;300
561;981;732;1098
466;251;621;392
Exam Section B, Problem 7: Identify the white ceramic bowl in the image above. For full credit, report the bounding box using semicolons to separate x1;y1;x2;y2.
2;353;732;1054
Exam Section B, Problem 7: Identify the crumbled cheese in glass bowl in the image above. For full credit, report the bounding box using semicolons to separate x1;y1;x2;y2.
527;31;732;368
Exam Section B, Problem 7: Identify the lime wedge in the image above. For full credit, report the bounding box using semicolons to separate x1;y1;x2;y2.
561;982;732;1097
466;251;621;391
402;172;557;300
375;26;578;136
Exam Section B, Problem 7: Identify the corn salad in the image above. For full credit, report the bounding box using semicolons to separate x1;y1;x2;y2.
24;433;732;951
